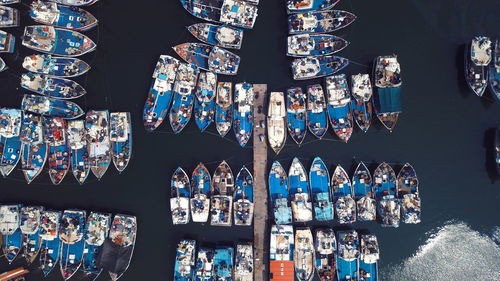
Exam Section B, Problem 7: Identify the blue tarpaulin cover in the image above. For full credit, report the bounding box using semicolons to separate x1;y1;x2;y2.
375;87;402;113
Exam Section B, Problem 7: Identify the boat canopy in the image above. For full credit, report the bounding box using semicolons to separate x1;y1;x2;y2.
375;87;402;113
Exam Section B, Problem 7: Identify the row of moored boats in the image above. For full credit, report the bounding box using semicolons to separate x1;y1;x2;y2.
465;36;499;101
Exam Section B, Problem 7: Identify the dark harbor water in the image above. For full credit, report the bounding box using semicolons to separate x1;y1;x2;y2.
1;0;500;280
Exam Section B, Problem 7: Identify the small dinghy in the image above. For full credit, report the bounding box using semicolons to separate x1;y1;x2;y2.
336;230;359;281
309;157;333;221
288;10;356;34
20;206;44;264
215;82;233;137
373;162;400;227
286;0;340;14
195;247;215;280
59;209;86;280
188;23;244;49
350;74;373;132
173;42;240;75
82;212;111;281
233;82;254;147
171;167;191;225
67;120;90;184
373;55;402;131
292;55;349;80
23;54;90;77
39;210;62;277
21;73;86;99
352;162;375;221
286;87;307;145
270;225;294;281
51;0;98;6
180;0;258;29
214;246;234;280
306;84;328;139
29;1;98;31
233;166;254;226
22;25;96;57
20;113;47;184
359;234;379;281
169;63;199;133
331;165;356;224
235;242;253;281
289;157;313;223
0;5;18;27
174;240;196;280
397;163;421;224
0;30;15;53
294;227;315;281
267;91;287;154
287;34;348;57
488;39;500;101
194;71;217;132
0;108;22;177
86;110;111;179
110;112;132;173
43;117;70;185
0;204;23;264
22;94;84;119
325;74;353;142
314;228;336;281
190;163;211;223
269;161;292;225
210;161;234;226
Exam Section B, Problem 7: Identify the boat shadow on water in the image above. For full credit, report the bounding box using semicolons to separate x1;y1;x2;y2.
483;128;499;183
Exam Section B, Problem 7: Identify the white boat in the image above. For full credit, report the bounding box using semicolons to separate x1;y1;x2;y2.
267;92;287;154
234;242;253;281
294;227;315;281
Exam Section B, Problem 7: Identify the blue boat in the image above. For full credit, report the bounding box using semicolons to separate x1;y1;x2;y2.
21;73;86;99
289;157;313;222
359;235;379;281
39;210;62;277
195;247;215;281
373;162;400;227
22;25;96;57
0;5;18;27
309;157;333;221
269;161;292;225
465;36;491;97
143;55;180;132
397;163;421;224
67;120;89;184
325;74;353;142
174;240;196;280
59;209;86;280
286;0;340;14
314;228;336;281
0;204;23;264
20;206;44;264
214;246;234;280
233;166;254;226
82;212;111;281
210;161;234;226
190;163;211;223
306;84;328;139
20;113;47;184
22;94;84;119
169;63;199;133
287;34;348;57
86;110;111;179
331;165;356;224
288;10;356;34
180;0;258;29
373;55;402;131
336;230;359;281
173;42;240;75
29;1;98;31
286;87;307;145
0;30;15;53
44;117;70;185
187;23;244;49
292;56;349;80
350;74;373;132
215;82;233;137
0;108;22;177
171;167;191;225
194;72;217;132
233;82;254;147
489;39;500;101
352;162;375;221
22;54;90;77
110;112;132;173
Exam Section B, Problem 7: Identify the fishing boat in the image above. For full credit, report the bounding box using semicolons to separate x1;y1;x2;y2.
331;165;356;224
489;39;500;101
214;246;234;280
20;206;44;264
21;94;84;119
86;110;111;179
352;162;375;221
286;87;307;145
173;42;240;75
22;26;96;57
289;157;313;222
82;212;111;281
187;23;244;49
269;225;294;281
269;161;292;225
20;113;47;184
50;0;98;6
373;55;402;131
194;72;217;132
286;0;340;14
359;235;378;281
288;10;356;34
0;30;15;53
171;167;191;225
59;209;86;280
233;82;254;147
39;210;62;277
306;84;328;139
294;227;315;281
195;247;215;281
190;163;211;223
314;228;336;281
397;163;421;224
292;56;349;80
68;120;89;184
210;161;234;226
325;74;353;142
0;108;22;177
234;242;253;281
0;5;18;27
22;54;90;77
21;73;86;99
174;240;196;281
110;112;132;173
0;204;23;264
373;162;400;227
466;36;492;97
43;117;70;185
29;1;98;31
169;63;199;133
216;82;233;137
233;166;254;226
180;0;258;29
309;157;333;221
287;34;348;57
336;230;359;281
496;128;500;175
143;55;180;132
267;91;287;154
350;74;373;132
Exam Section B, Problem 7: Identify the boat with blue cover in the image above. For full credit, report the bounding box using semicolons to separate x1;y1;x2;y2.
39;210;62;277
110;112;132;173
270;224;294;281
67;120;90;184
216;82;233;137
86;110;111;179
195;247;215;281
143;55;180;132
173;42;240;75
292;56;349;80
20;206;44;264
267;92;287;154
29;1;98;31
306;84;328;139
0;5;19;27
350;74;373;132
489;39;500;101
171;167;191;225
325;74;353;142
288;10;356;34
269;161;292;225
59;209;86;280
82;212;111;281
336;230;359;281
23;54;90;77
51;0;98;6
373;162;396;198
0;108;22;177
465;36;491;97
373;55;402;131
331;165;356;224
0;204;23;264
188;23;244;49
309;157;333;221
22;94;84;119
314;228;336;281
289;157;313;222
233;82;254;147
194;72;217;132
44;117;70;185
233;166;254;226
21;73;86;99
286;87;307;145
294;227;315;281
286;0;340;14
210;161;234;226
373;162;400;227
20;113;47;184
214;246;234;280
190;163;211;223
234;242;253;281
180;0;258;29
359;235;379;281
0;30;15;53
169;63;199;133
352;162;375;221
174;240;196;280
397;163;421;224
287;34;348;57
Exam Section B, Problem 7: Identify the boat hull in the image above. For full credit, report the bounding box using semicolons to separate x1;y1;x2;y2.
2;229;23;264
60;240;85;280
216;104;232;137
327;103;353;142
40;238;61;277
22;142;48;184
351;99;372;132
0;135;22;177
194;99;215;132
23;232;42;264
169;91;194;133
288;10;356;34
